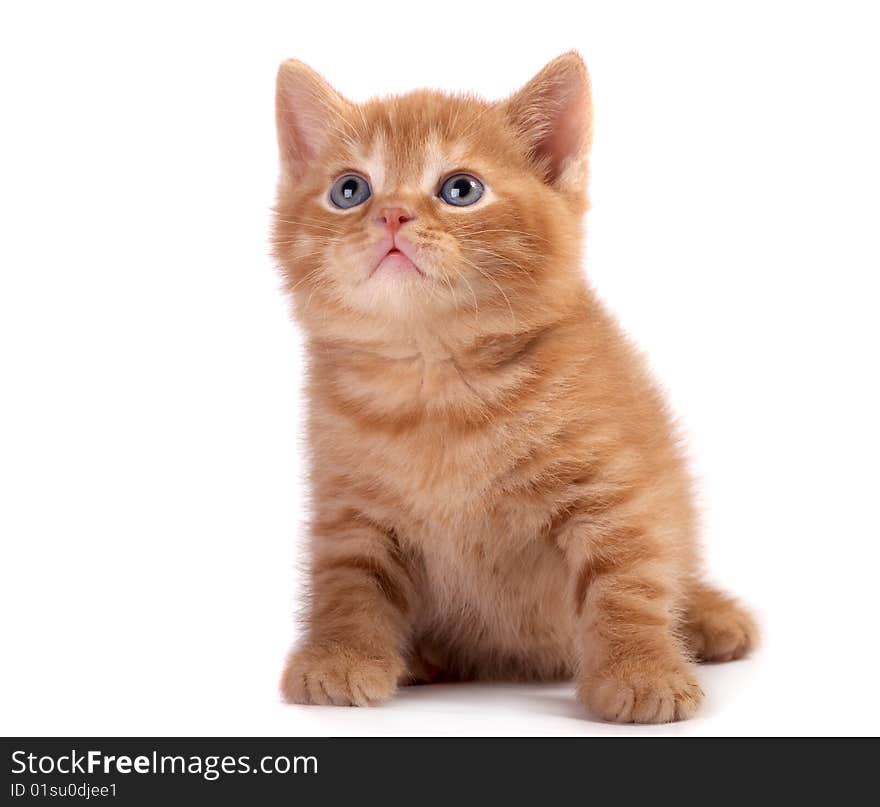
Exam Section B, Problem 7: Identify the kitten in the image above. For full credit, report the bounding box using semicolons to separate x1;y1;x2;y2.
273;52;757;723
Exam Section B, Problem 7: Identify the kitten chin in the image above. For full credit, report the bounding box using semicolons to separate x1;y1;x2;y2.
273;52;757;723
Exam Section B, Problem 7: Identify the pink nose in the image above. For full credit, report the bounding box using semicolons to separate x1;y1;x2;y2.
376;206;414;235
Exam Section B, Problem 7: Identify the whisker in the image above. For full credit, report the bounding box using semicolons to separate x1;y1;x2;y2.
453;264;481;329
458;255;518;327
455;228;551;244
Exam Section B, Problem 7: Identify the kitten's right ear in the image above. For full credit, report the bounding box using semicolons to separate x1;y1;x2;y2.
276;60;351;177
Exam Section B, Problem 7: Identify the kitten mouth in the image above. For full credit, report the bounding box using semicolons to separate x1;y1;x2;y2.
372;246;424;278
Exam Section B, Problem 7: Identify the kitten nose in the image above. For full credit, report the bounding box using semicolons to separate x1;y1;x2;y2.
376;206;414;235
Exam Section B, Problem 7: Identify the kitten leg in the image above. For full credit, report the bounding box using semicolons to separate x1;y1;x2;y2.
280;511;415;707
567;540;703;723
400;639;451;686
681;582;758;662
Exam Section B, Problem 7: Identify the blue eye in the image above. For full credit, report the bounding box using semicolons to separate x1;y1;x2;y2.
329;174;371;209
438;173;484;206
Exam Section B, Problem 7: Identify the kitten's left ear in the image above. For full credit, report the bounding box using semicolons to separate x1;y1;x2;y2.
502;51;593;194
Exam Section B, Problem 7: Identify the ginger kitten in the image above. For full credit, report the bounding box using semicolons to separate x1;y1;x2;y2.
273;52;757;723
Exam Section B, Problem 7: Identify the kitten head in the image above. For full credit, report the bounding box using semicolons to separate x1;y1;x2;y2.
273;53;592;340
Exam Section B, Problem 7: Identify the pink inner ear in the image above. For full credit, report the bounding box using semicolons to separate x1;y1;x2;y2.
276;78;322;169
541;86;589;181
506;53;592;187
276;61;348;175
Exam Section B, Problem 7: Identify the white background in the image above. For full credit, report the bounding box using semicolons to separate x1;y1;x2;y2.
2;1;878;736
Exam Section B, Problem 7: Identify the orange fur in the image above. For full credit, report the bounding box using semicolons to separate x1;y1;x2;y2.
273;52;757;723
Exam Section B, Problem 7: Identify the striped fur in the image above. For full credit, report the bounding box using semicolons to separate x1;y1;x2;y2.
274;53;757;722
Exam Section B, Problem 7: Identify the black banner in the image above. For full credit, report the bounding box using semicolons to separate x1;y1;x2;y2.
1;737;875;803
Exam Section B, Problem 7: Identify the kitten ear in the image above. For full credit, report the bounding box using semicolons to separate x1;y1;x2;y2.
276;60;352;177
503;51;592;193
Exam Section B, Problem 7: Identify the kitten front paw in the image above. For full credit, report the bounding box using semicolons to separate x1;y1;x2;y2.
280;643;402;707
578;658;703;723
